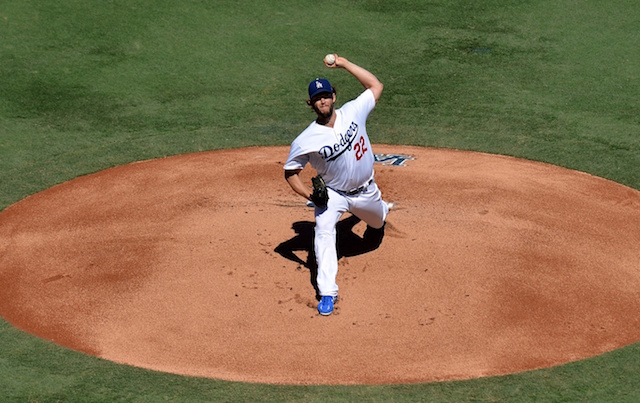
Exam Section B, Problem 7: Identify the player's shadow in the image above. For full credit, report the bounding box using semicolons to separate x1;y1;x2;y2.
274;214;385;298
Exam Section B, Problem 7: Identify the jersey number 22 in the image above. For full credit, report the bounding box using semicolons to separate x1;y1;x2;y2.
354;136;368;161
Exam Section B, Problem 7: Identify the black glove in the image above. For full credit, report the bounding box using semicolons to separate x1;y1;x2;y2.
311;175;329;208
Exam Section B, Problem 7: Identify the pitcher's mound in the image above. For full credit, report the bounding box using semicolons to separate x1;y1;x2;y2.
1;146;640;385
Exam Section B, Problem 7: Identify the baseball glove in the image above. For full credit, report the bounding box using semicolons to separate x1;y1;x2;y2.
311;175;329;208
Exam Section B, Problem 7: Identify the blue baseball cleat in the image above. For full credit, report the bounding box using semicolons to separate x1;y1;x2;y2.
317;295;337;316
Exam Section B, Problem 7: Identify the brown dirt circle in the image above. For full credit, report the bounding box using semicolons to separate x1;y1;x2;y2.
1;145;640;385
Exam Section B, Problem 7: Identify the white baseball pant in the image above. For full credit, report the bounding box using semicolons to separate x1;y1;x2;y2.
314;181;389;297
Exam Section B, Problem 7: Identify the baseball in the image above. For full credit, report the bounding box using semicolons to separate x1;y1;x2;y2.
324;53;336;65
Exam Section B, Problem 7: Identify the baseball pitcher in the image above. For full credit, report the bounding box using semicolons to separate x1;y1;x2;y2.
284;54;391;316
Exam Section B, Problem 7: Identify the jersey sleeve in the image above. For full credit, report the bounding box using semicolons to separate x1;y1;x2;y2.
284;140;310;170
341;88;376;120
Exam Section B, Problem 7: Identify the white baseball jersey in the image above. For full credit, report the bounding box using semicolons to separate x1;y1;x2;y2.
284;89;376;192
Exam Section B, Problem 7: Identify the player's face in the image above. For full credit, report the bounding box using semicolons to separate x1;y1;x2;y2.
311;92;335;118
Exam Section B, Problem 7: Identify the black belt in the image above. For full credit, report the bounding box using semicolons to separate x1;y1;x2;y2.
338;179;373;196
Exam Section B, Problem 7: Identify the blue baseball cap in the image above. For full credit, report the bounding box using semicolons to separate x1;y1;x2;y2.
308;78;334;99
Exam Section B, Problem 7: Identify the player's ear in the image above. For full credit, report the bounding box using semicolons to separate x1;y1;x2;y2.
306;99;312;106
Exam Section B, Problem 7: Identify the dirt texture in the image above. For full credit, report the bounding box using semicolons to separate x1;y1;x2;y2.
1;145;640;385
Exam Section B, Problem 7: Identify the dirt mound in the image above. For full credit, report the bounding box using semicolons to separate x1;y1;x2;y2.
1;146;639;385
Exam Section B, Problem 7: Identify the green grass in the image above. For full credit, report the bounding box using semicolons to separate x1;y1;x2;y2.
1;0;639;401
